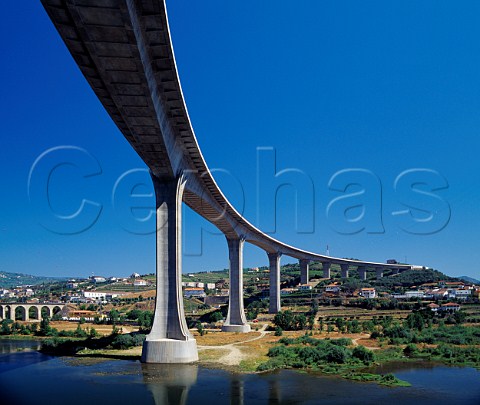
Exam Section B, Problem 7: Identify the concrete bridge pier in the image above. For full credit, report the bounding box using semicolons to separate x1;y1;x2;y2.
300;259;310;284
358;266;367;281
340;264;349;278
268;252;282;314
376;268;384;279
222;238;251;333
322;262;331;279
141;174;198;364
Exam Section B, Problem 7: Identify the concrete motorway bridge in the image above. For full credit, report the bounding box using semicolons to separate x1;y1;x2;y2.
0;303;63;322
41;0;421;363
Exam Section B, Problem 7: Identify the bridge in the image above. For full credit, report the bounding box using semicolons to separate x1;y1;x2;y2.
41;0;420;363
0;303;63;322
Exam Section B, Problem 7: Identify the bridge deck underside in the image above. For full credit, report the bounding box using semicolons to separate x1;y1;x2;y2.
41;0;414;271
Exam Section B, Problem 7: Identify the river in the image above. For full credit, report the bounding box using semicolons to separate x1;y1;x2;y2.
0;339;479;404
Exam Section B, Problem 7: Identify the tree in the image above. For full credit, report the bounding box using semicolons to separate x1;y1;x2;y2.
138;311;153;331
109;309;120;325
127;309;142;320
74;323;87;338
39;316;52;336
453;310;466;324
352;346;375;364
0;319;12;335
273;311;308;331
209;311;223;323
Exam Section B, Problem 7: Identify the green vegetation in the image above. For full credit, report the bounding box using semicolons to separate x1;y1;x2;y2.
257;336;408;387
273;311;307;331
126;309;153;332
246;300;268;320
41;330;146;356
0;316;99;339
375;269;455;289
1;319;38;336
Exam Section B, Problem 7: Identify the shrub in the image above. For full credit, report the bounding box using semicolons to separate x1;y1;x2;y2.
403;343;418;357
352;346;375;364
209;311;223;323
111;333;146;350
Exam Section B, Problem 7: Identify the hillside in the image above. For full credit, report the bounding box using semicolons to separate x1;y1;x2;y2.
375;269;457;288
0;271;64;288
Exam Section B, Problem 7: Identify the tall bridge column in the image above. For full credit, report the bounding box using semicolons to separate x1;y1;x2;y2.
376;268;384;279
340;264;349;278
300;259;310;284
322;262;331;279
268;252;282;314
222;238;251;333
358;266;367;281
142;174;198;364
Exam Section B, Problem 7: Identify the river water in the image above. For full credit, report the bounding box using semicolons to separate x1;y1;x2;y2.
0;339;479;404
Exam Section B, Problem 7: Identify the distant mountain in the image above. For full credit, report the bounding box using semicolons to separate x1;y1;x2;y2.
458;275;480;284
0;271;65;289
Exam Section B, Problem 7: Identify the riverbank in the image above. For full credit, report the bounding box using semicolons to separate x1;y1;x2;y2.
2;339;479;405
6;321;479;389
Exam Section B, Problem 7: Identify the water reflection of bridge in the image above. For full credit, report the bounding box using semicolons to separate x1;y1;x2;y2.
142;364;198;405
0;303;63;321
142;364;281;405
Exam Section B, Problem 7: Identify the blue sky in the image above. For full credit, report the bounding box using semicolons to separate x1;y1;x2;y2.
1;1;479;279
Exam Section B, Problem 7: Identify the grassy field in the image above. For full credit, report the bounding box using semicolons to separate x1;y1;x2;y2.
50;321;138;335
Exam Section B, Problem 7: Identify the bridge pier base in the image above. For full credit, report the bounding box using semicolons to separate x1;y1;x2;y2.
222;238;251;333
376;269;384;279
341;264;349;278
268;252;281;314
142;174;198;364
300;259;310;284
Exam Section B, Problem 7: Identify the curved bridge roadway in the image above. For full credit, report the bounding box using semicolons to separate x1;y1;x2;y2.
41;0;419;363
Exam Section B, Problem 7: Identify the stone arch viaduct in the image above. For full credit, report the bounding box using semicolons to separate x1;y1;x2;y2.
0;303;63;322
41;0;425;363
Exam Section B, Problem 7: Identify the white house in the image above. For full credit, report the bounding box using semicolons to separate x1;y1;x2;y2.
281;288;297;295
325;284;341;293
83;291;107;299
452;289;472;300
360;288;376;299
440;302;461;312
90;276;106;284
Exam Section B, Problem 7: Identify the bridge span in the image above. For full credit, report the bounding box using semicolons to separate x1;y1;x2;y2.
41;0;421;363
